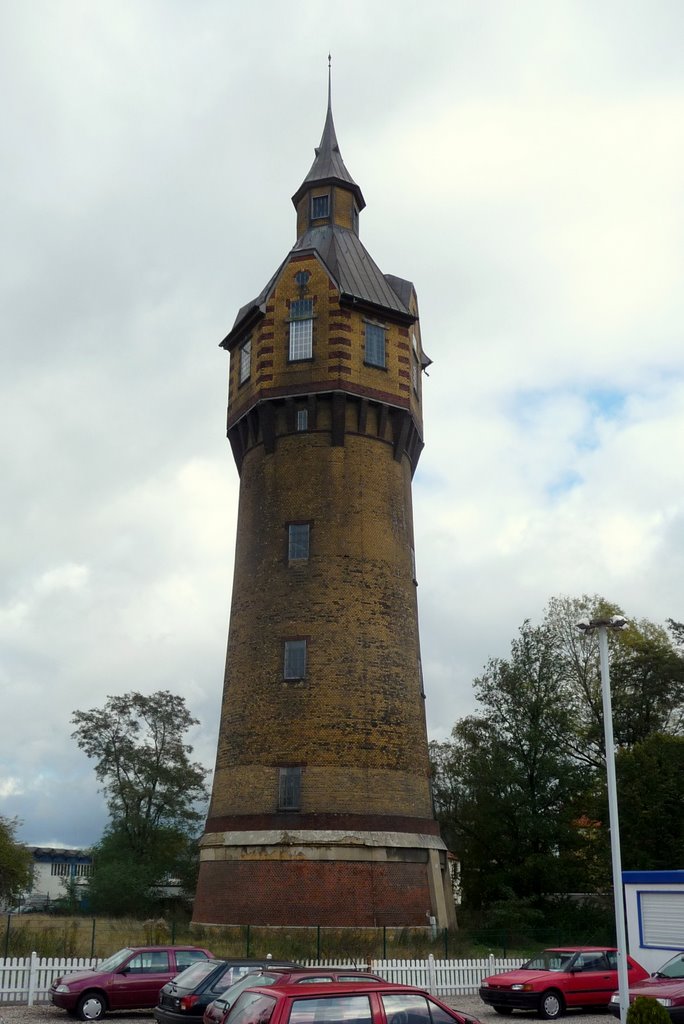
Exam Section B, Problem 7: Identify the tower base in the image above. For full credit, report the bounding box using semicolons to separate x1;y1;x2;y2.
193;829;457;928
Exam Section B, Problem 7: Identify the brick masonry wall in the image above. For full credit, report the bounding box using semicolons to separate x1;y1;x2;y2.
228;253;424;434
208;425;432;821
198;233;440;928
193;858;434;926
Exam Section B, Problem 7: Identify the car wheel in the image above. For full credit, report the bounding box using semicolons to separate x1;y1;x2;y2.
76;993;107;1021
538;991;564;1020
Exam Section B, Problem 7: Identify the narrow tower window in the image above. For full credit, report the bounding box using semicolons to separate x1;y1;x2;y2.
296;408;308;431
278;766;302;810
283;639;307;679
289;299;314;361
238;337;251;384
364;322;386;368
288;523;310;561
311;194;329;219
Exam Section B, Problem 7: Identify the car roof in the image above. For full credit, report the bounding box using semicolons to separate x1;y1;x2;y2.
116;946;209;954
243;982;426;997
542;946;614;952
257;967;376;974
205;958;296;965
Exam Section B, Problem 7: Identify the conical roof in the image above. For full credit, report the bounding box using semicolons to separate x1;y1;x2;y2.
291;75;365;210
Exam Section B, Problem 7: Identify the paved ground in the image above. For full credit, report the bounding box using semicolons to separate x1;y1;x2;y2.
0;998;613;1024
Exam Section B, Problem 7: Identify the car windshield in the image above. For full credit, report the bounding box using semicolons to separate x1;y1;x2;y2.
97;948;135;973
521;951;575;972
655;955;684;980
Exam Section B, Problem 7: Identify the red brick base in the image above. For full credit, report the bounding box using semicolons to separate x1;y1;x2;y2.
192;858;434;926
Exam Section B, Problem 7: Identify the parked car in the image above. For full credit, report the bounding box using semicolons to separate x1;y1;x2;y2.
154;958;299;1024
478;946;650;1019
608;951;684;1021
203;967;388;1024
49;945;214;1021
221;981;483;1024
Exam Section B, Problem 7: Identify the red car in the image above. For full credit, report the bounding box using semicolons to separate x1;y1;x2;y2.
608;951;684;1021
204;968;387;1024
222;981;482;1024
49;945;214;1021
478;946;649;1019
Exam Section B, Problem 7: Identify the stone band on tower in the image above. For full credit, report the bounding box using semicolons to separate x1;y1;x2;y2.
193;80;456;928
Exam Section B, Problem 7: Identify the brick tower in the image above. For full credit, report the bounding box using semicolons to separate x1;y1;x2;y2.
193;79;456;929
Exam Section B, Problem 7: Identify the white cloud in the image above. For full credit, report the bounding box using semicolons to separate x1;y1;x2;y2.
2;0;684;846
0;779;24;799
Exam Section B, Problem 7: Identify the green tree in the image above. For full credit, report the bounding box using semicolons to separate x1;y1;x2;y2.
0;816;33;906
434;596;684;912
431;620;591;909
88;824;200;916
71;690;209;855
615;733;684;870
71;690;209;914
544;596;684;768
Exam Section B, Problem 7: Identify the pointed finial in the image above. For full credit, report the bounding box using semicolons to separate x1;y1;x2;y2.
327;53;332;112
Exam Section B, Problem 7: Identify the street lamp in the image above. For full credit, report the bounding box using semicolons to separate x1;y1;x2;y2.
576;615;629;1021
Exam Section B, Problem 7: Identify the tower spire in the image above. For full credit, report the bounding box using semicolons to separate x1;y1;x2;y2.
327;52;331;113
291;59;365;212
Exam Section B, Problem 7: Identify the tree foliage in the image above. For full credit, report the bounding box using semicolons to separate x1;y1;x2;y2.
71;690;208;855
0;816;33;905
431;620;591;909
615;733;684;870
88;823;201;916
543;596;684;767
432;595;684;914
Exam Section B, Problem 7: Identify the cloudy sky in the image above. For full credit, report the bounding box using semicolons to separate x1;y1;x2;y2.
2;0;683;849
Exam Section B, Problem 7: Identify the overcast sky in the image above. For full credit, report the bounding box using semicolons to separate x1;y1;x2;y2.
2;0;683;849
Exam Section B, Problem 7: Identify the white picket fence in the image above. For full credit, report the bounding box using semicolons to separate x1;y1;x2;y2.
0;954;98;1004
0;952;520;1005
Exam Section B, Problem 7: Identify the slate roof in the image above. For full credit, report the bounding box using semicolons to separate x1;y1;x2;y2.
291;85;365;210
293;225;413;319
222;229;415;349
222;86;418;349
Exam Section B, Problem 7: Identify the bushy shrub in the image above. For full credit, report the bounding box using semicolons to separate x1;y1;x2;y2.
627;996;672;1024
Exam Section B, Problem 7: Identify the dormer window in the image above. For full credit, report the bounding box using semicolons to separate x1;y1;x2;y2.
311;194;329;219
364;322;387;368
238;337;251;385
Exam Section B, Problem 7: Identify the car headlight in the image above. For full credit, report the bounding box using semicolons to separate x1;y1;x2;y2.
481;982;489;988
656;999;673;1007
610;995;619;1004
55;985;70;993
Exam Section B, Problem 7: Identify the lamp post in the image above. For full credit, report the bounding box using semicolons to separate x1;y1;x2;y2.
576;615;629;1021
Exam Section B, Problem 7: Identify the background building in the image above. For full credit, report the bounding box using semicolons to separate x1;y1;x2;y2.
15;847;91;911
